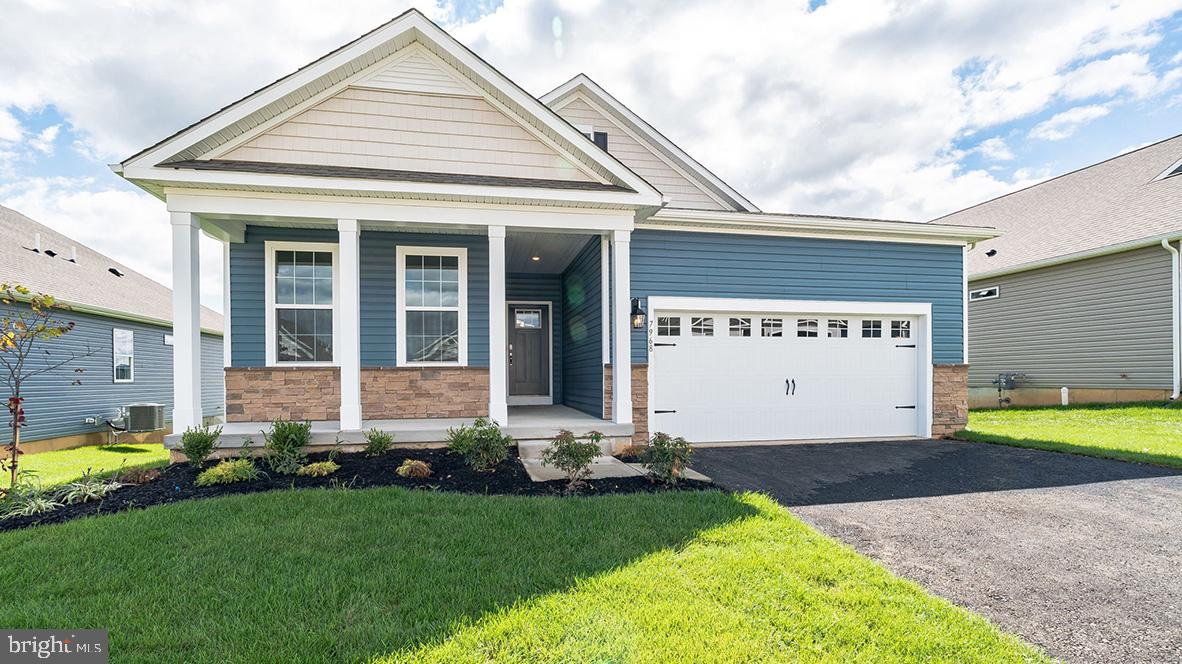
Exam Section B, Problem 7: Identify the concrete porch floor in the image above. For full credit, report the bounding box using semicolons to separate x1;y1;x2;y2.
171;405;633;449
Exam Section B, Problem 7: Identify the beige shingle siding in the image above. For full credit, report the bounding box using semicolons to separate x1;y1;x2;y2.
941;134;1182;277
222;88;594;182
554;97;726;210
968;245;1173;389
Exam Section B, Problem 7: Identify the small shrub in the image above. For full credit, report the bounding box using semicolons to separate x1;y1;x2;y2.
179;425;221;466
263;419;311;475
541;430;601;491
643;432;694;486
396;459;432;478
115;467;161;485
446;417;512;472
196;459;261;487
1;479;60;520
57;471;124;505
364;428;395;456
297;460;340;477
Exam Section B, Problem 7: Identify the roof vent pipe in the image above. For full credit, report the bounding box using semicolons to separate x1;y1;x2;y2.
1161;239;1180;400
32;233;41;253
69;246;77;263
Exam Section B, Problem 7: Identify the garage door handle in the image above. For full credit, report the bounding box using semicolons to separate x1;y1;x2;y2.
654;410;677;414
654;342;677;347
896;344;916;348
895;405;916;409
785;378;795;395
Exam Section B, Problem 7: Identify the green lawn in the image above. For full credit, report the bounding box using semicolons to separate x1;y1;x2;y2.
0;488;1043;663
959;401;1182;468
1;443;169;488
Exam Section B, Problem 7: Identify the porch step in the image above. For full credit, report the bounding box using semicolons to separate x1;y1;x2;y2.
517;438;618;460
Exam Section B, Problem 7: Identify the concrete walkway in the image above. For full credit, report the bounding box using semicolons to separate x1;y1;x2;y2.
693;440;1182;663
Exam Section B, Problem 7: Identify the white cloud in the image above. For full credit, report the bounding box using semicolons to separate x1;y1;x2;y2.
28;124;59;155
0;109;21;143
1028;104;1111;141
1060;52;1158;100
0;0;1179;226
976;137;1015;161
0;178;224;312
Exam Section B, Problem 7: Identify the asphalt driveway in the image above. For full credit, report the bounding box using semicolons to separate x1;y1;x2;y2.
694;440;1182;663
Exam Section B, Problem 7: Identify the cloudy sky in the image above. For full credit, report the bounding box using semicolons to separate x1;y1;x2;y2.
2;0;1181;313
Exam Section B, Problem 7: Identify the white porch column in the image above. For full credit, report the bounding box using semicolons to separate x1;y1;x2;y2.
488;226;509;424
170;211;202;431
222;240;232;369
611;230;633;424
338;219;362;431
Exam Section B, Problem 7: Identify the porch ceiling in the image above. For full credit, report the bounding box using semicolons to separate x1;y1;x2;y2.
506;231;595;274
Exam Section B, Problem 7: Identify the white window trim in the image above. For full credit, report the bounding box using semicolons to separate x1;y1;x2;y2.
112;328;134;383
264;240;341;367
969;285;1000;302
396;245;469;367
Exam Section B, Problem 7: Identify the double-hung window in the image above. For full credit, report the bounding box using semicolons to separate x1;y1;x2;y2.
397;246;467;365
266;242;339;365
112;328;133;382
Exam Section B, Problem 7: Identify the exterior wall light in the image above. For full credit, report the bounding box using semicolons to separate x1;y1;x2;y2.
630;297;646;329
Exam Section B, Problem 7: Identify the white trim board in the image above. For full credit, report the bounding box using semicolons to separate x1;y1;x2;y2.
644;296;934;439
506;300;554;406
395;245;469;367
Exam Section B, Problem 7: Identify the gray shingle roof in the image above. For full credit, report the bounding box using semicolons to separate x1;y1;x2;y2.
934;133;1182;278
159;159;635;192
0;205;223;333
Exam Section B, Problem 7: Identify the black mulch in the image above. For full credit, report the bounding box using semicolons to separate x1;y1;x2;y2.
1;448;715;532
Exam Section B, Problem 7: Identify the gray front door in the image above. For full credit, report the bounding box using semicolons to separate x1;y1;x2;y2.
508;304;550;398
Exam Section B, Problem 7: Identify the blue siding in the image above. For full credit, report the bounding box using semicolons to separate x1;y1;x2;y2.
230;225;489;367
507;273;563;401
0;302;224;444
630;230;965;364
561;238;604;417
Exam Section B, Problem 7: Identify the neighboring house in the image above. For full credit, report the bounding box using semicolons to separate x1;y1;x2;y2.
114;9;994;449
938;134;1182;408
0;205;224;451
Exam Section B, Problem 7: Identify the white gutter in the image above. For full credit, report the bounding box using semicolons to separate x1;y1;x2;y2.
646;209;1000;245
1162;239;1181;400
972;230;1182;282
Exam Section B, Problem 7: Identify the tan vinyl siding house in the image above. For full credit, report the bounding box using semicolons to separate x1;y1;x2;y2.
939;134;1182;407
553;97;726;210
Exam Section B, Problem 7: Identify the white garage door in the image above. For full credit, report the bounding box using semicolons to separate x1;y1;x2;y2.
650;309;923;442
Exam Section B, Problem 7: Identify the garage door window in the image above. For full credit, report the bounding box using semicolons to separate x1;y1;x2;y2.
761;318;783;337
891;320;911;339
691;317;714;336
862;320;882;338
796;319;818;338
729;317;752;337
657;316;680;336
827;319;848;338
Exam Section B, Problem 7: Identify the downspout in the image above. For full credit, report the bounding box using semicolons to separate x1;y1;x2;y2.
1161;239;1180;399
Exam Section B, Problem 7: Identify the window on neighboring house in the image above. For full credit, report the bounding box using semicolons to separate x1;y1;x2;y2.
113;328;134;382
862;320;882;338
969;286;1000;302
270;246;336;364
691;317;714;336
828;319;848;338
398;247;467;365
761;318;783;337
891;320;912;339
729;317;752;337
657;316;680;336
796;318;819;337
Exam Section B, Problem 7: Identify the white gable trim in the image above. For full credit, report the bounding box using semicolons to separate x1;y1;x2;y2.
120;11;661;204
542;74;760;212
551;91;733;210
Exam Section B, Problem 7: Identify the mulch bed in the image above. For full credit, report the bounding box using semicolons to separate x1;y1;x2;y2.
0;448;714;532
